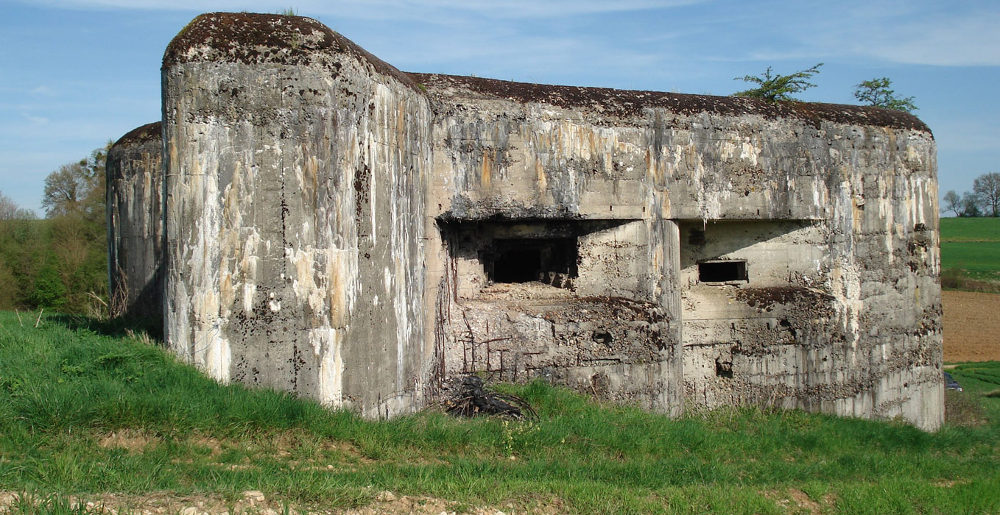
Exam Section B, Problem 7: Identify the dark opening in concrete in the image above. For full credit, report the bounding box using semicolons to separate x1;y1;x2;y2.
698;260;748;282
490;238;577;285
715;357;734;378
592;330;614;346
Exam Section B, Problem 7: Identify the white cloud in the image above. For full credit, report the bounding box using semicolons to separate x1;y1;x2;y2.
29;85;56;97
23;114;49;125
383;27;662;79
858;13;1000;66
677;1;1000;68
792;3;1000;67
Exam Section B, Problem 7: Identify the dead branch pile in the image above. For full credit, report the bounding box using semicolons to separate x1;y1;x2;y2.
443;376;537;420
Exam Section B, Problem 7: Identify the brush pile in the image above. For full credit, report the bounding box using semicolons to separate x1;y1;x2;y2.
443;376;537;420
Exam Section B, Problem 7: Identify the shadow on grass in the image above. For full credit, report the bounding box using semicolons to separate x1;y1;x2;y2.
44;312;163;343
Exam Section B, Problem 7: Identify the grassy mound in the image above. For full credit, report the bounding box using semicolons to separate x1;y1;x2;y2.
1;311;998;513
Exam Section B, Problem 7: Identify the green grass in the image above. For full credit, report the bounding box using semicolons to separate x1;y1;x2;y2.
949;362;1000;400
940;241;1000;282
1;311;999;513
939;217;1000;290
940;217;1000;243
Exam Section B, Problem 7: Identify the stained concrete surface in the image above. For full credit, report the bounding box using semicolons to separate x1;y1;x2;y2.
108;12;943;429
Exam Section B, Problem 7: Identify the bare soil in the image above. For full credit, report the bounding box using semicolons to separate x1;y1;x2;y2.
942;290;1000;362
0;490;531;514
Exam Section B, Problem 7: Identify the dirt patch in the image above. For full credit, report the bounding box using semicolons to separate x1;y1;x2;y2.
344;492;522;515
265;431;376;466
190;435;224;456
763;488;835;514
0;490;281;514
97;430;160;452
762;489;834;514
932;479;971;488
787;489;822;514
0;489;550;514
942;290;1000;362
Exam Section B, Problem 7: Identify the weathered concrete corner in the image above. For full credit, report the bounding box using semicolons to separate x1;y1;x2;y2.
107;121;164;323
110;12;943;429
162;12;432;417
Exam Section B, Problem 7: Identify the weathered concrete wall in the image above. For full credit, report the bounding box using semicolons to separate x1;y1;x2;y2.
433;218;678;411
673;119;942;429
106;121;164;323
161;13;433;417
121;12;941;428
411;73;941;429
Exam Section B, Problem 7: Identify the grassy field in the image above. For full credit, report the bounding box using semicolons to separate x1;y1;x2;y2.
1;312;999;513
939;217;1000;242
949;362;1000;396
939;217;1000;289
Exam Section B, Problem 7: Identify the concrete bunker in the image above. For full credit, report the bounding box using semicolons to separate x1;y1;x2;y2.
106;121;164;325
108;12;944;430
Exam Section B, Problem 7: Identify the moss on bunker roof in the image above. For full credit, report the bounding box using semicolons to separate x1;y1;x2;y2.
407;73;931;134
161;13;927;133
112;122;161;150
162;12;418;90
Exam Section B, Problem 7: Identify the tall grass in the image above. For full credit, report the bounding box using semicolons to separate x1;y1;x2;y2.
1;310;999;513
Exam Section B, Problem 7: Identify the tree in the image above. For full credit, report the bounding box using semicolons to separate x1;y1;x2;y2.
973;172;1000;217
854;77;917;113
733;63;823;102
41;162;88;217
0;191;36;309
943;190;962;217
41;143;109;220
30;143;112;313
0;191;36;220
960;192;982;217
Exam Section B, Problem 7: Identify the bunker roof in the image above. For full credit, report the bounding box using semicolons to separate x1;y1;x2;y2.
111;121;161;150
162;12;930;135
408;73;931;134
162;12;419;91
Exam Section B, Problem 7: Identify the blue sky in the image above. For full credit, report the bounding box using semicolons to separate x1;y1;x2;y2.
1;0;998;215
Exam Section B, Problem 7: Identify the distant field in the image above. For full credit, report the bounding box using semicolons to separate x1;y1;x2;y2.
943;290;1000;362
940;241;1000;282
940;217;1000;242
949;361;1000;395
939;217;1000;288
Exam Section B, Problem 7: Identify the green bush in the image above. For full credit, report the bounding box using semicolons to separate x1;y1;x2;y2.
29;261;66;309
